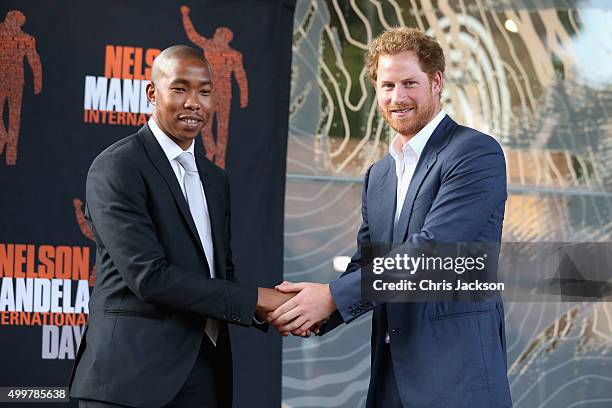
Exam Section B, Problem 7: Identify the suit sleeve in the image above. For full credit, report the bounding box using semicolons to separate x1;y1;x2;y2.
328;135;507;326
321;165;375;333
222;170;237;283
86;149;258;326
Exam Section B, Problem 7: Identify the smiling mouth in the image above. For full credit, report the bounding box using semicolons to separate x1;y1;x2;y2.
179;117;203;125
390;107;414;113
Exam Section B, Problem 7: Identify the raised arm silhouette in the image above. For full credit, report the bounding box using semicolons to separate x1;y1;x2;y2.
181;5;248;168
0;10;42;165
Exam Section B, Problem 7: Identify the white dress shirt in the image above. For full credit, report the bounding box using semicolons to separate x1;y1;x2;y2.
386;110;446;343
389;109;446;224
148;118;216;278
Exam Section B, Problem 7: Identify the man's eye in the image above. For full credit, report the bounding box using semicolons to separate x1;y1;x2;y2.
200;89;211;95
381;83;393;89
172;87;185;92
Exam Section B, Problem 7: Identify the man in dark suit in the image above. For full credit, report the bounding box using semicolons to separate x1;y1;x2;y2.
69;45;291;408
269;28;512;407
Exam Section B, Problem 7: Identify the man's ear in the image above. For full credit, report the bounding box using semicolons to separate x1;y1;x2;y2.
431;71;444;97
145;82;156;106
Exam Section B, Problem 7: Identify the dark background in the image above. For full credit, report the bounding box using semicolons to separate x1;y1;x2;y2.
0;1;295;406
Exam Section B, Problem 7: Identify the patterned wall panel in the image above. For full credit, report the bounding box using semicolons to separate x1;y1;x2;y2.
284;1;612;407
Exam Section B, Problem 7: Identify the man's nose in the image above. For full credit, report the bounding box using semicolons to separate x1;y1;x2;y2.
184;93;201;110
391;86;409;105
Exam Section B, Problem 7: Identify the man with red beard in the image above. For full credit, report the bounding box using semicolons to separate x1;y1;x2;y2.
269;28;512;407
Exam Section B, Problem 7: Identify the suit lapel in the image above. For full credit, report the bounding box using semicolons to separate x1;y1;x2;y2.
377;155;396;243
194;150;226;280
392;116;456;243
137;125;207;259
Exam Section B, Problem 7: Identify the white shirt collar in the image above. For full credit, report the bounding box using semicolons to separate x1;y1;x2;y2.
148;117;194;162
389;109;446;160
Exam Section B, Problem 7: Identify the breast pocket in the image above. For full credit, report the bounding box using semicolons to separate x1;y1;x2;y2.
104;309;166;320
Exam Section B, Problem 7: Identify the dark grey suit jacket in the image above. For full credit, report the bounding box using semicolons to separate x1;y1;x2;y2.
69;124;258;407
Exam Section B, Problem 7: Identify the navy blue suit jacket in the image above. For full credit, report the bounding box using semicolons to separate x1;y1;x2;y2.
326;115;512;407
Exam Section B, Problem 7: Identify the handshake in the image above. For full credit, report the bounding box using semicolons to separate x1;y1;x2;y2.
255;282;337;337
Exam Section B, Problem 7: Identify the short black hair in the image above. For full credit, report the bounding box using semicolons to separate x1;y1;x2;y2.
150;45;212;84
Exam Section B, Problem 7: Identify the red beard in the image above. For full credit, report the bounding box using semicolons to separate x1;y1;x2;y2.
381;90;437;138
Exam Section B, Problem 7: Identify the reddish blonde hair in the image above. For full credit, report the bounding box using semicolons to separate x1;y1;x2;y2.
365;27;445;85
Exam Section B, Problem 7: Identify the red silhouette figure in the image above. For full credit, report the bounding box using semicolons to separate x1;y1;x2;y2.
73;198;96;287
181;5;248;169
0;10;42;165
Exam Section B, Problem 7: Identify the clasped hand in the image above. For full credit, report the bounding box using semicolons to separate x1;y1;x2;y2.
265;281;336;337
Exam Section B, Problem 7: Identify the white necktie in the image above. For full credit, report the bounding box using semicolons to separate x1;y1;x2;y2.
176;152;218;346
